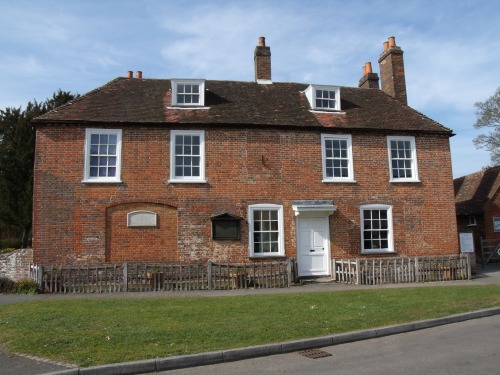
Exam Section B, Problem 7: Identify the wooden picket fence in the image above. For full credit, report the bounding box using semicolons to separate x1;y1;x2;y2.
29;259;294;294
333;254;471;285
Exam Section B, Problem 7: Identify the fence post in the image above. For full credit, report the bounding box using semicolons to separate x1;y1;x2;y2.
37;265;44;288
286;258;292;287
207;260;212;290
466;253;471;280
355;259;361;285
415;257;420;283
122;262;128;292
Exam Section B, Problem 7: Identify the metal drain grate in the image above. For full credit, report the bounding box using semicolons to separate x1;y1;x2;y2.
298;349;332;359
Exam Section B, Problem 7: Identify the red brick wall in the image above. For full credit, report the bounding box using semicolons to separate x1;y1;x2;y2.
33;125;459;265
483;190;500;241
106;202;178;262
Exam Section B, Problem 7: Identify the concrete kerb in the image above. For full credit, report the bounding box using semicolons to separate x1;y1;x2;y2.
41;307;500;375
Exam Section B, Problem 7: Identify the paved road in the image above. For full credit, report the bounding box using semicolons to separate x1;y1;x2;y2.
159;314;500;375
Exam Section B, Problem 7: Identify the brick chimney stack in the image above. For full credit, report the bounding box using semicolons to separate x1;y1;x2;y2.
378;36;407;104
358;61;379;89
254;36;272;82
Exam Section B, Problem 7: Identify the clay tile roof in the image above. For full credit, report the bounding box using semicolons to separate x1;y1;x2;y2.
454;166;500;215
33;77;452;135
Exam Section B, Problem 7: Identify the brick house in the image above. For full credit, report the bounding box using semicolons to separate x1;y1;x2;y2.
454;166;500;264
32;36;459;277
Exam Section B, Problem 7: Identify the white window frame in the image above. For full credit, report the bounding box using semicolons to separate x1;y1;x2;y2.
321;134;355;182
468;215;477;226
169;130;206;183
304;85;341;111
248;204;285;257
494;217;500;232
83;128;122;183
387;136;419;182
360;204;394;254
171;79;205;107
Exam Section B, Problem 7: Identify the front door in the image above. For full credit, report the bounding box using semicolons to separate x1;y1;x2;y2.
297;217;330;276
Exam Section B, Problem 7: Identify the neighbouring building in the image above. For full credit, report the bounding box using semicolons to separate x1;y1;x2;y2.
455;166;500;265
32;36;459;277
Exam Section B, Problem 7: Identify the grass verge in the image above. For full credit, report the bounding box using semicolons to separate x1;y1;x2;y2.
1;285;500;367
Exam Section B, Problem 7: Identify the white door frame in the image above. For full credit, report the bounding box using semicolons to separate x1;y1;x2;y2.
292;201;336;277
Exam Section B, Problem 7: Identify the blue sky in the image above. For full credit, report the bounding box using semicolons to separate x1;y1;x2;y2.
1;0;498;178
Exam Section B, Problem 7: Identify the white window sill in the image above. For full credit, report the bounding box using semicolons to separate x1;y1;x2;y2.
361;250;395;255
82;179;122;184
166;106;210;110
309;109;345;114
250;253;285;258
168;179;208;184
389;179;420;183
322;179;357;183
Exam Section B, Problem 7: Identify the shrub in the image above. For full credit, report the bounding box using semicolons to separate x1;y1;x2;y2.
0;248;16;255
0;276;17;293
0;238;22;249
15;279;40;295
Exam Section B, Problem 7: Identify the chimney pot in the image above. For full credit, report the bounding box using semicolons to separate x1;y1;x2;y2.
365;62;372;74
136;71;142;79
388;36;396;47
258;36;266;47
383;41;389;52
127;71;133;78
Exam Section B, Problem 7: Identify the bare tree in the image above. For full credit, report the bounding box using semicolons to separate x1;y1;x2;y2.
473;87;500;165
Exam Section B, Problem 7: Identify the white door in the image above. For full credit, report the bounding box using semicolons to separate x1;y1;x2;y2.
297;217;329;276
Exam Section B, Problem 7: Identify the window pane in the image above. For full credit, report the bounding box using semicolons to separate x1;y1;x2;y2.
253;221;261;231
100;134;108;144
254;243;261;253
262;221;270;231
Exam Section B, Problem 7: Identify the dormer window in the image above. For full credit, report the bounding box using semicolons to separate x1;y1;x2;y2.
305;85;341;111
171;79;205;107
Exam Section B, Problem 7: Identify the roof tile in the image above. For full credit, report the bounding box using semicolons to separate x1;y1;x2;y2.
34;77;452;134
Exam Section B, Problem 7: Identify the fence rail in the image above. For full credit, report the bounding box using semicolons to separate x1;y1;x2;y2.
332;254;471;285
29;259;294;294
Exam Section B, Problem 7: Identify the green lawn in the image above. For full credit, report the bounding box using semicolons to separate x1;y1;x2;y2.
1;285;500;367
